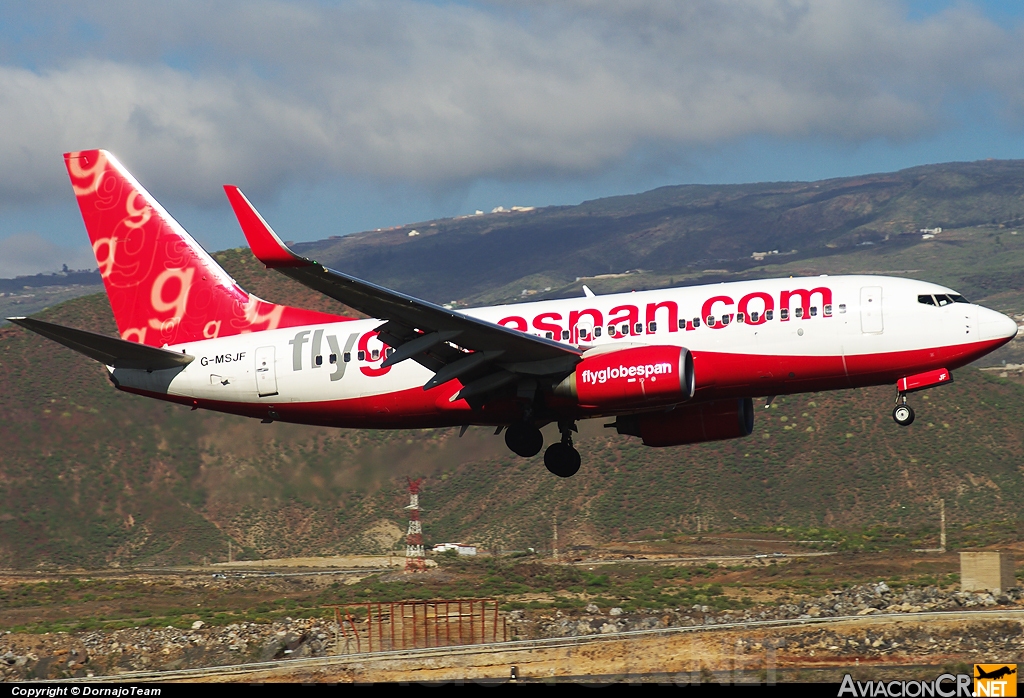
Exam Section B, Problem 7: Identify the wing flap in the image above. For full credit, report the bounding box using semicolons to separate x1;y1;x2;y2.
8;317;194;371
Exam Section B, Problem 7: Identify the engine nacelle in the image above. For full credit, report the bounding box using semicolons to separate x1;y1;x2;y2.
555;345;694;408
613;398;754;447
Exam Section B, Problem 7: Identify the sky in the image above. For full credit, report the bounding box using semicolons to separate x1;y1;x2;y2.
2;0;1024;277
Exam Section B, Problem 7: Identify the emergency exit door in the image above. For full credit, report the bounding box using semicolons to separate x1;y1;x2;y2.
255;346;278;397
860;286;883;334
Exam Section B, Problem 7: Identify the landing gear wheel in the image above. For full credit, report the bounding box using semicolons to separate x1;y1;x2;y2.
505;423;544;457
892;404;915;426
544;442;581;478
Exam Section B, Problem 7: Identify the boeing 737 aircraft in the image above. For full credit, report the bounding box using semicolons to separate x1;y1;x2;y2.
9;150;1019;477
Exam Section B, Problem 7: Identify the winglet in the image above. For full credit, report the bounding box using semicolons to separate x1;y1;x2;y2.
224;185;309;268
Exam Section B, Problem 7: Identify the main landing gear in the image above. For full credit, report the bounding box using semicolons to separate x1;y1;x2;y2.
504;422;544;458
544;421;581;478
892;393;915;426
501;420;581;477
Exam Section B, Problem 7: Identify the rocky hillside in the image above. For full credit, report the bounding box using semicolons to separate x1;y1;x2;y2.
1;257;1022;568
3;159;1024;568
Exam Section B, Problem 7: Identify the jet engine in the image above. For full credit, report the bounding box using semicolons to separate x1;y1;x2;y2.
612;398;754;447
554;345;694;408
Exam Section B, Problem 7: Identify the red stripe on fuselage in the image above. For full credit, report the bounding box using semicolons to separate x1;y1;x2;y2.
121;337;1009;428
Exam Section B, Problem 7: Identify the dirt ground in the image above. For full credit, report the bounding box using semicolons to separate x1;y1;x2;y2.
189;612;1024;683
1;537;1020;681
209;555;405;569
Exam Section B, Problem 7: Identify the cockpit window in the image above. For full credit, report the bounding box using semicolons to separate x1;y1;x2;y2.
950;294;969;303
936;294;953;306
918;294;936;306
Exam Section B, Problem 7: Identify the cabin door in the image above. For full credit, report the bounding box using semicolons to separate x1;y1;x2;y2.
255;346;279;397
860;286;884;334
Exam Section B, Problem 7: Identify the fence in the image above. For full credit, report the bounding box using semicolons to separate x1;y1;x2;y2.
325;599;508;653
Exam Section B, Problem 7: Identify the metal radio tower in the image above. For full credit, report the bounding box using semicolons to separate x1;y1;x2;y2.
404;478;426;573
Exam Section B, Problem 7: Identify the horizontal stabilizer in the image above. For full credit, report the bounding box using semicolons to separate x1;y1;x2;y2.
7;317;194;371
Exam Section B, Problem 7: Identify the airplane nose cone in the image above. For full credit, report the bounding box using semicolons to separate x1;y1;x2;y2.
978;307;1019;342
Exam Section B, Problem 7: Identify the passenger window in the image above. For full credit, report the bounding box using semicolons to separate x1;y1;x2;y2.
621;324;629;335
750;311;759;322
824;304;832;316
736;312;745;323
371;349;379;360
795;307;803;318
648;321;657;332
545;331;553;339
721;315;730;326
562;330;570;340
607;325;616;336
315;355;323;366
329;354;337;364
386;347;394;357
706;315;715;326
765;310;773;320
837;304;846;314
810;307;817;317
693;318;701;328
918;295;936;306
344;352;351;362
357;350;366;361
594;327;602;337
634;322;643;334
780;309;789;320
678;318;686;330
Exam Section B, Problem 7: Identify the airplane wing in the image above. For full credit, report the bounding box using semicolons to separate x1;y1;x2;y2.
8;317;194;370
224;186;580;400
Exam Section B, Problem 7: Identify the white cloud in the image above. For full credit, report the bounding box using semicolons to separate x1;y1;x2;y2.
0;233;95;278
0;1;1020;205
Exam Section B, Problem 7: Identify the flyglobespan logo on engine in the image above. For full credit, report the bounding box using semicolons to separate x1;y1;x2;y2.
582;362;674;385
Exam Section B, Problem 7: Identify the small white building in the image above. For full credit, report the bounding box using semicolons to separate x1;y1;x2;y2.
432;543;477;556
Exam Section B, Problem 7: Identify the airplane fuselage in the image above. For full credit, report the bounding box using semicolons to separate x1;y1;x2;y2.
112;274;1017;429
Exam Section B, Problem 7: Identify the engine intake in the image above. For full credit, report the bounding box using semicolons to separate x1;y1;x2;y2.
613;398;754;447
554;345;694;408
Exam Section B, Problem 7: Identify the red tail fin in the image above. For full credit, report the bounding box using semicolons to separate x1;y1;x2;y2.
64;150;343;347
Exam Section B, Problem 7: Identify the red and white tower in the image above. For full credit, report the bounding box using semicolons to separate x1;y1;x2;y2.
404;477;426;573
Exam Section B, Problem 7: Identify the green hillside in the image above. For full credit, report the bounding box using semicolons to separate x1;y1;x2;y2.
2;159;1024;568
1;258;1022;568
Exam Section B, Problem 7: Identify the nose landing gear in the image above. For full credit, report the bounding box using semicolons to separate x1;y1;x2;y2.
544;421;581;478
892;394;915;426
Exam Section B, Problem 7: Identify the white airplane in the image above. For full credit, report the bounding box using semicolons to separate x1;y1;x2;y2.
10;150;1019;477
